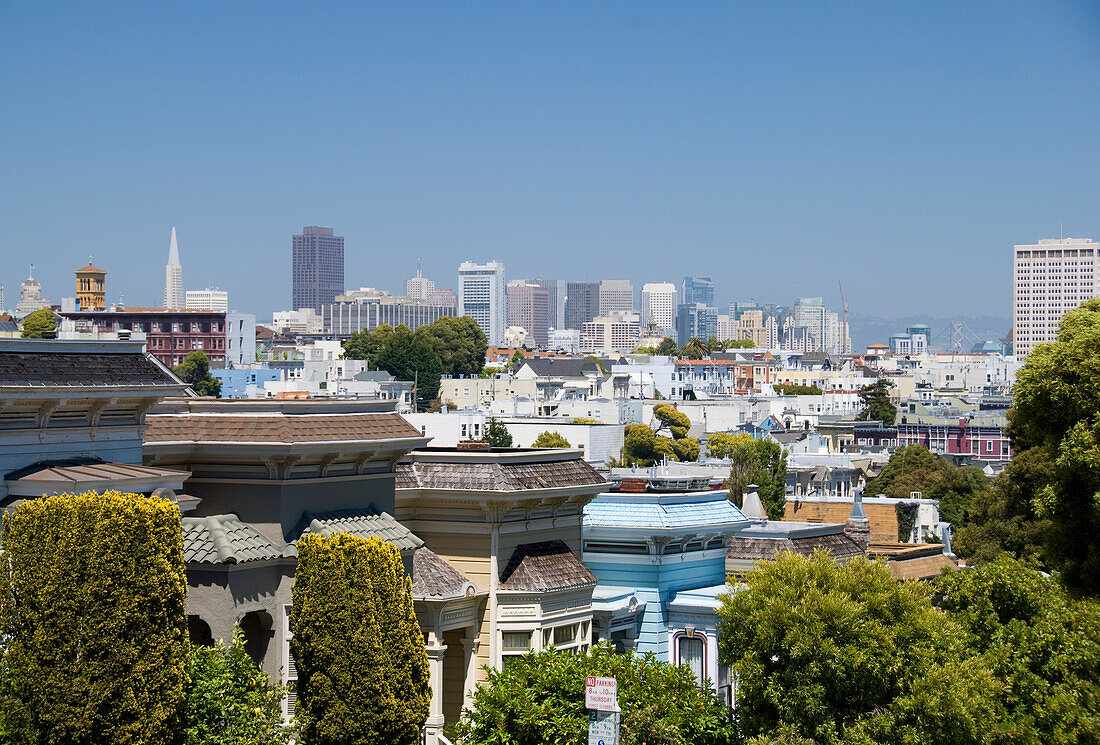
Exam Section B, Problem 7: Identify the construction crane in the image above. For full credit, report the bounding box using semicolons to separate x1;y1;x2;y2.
838;279;850;354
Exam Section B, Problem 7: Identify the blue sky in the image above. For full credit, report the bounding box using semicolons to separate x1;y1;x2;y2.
1;1;1098;318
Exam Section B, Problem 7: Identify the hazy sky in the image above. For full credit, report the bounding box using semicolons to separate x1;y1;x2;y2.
2;1;1098;319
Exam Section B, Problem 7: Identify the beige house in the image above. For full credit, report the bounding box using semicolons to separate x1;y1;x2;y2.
395;446;609;736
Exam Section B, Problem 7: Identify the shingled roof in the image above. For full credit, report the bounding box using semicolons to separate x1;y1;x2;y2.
726;532;865;562
145;412;421;444
499;540;596;592
0;345;182;388
293;509;424;551
411;546;474;599
182;515;289;565
396;458;607;492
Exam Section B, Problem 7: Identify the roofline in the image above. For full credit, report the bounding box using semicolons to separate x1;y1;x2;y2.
145;435;432;453
0;339;152;354
402;446;590;466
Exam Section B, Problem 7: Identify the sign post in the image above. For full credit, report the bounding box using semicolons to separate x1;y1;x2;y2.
586;676;619;745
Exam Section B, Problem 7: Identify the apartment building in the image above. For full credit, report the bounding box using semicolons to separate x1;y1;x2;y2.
1013;237;1099;356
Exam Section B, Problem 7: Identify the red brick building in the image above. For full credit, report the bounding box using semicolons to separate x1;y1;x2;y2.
62;308;226;368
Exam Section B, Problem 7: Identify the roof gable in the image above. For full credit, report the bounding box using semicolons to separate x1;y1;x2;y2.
499;540;596;592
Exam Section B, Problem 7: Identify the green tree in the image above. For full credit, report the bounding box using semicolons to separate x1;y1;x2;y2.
532;430;570;448
455;643;735;745
634;346;659;354
935;555;1100;744
415;316;488;378
484;417;513;447
706;334;724;352
342;324;394;362
656;337;679;356
726;338;755;349
708;433;787;520
183;627;292;745
374;324;443;409
621;405;701;465
1006;298;1100;594
680;337;708;359
507;349;526;367
857;378;896;424
477;366;501;379
865;444;988;529
773;383;823;395
174;350;222;397
954;448;1053;565
290;534;429;745
717;552;997;745
0;491;189;744
19;308;57;338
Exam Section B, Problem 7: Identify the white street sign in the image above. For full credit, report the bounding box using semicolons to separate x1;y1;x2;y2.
588;709;619;745
585;676;618;711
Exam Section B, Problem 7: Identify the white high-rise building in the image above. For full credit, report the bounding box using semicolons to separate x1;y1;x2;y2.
599;280;634;316
406;264;435;300
458;261;506;346
1013;237;1100;356
185;289;229;312
640;282;676;332
792;297;849;355
163;227;184;310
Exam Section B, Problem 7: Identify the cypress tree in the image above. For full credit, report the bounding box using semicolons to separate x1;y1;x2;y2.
290;534;429;745
0;490;189;744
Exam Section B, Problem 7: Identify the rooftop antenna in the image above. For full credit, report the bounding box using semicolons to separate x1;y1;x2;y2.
838;279;849;354
416;257;423;278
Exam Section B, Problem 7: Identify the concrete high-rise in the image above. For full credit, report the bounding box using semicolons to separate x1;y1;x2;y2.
1013;237;1100;356
506;282;550;348
458;261;506;345
292;226;345;313
186;289;229;312
599;280;634;316
641;282;676;332
565;282;599;330
406;262;435;300
164;227;184;310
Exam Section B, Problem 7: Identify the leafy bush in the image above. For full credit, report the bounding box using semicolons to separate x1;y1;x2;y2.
718;552;997;744
183;628;292;745
0;491;189;744
532;430;570;448
455;643;735;745
935;555;1100;744
290;534;428;745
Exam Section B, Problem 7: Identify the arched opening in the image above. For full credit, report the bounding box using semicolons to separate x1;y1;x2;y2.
239;610;275;667
188;615;214;647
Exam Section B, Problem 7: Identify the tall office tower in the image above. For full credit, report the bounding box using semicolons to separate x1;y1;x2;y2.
676;303;717;346
599;280;634;316
75;263;106;311
0;283;4;312
641;282;677;332
681;276;715;307
406;262;435;300
534;278;567;330
458;260;506;345
292;226;345;313
792;296;848;355
506;283;550;348
186;289;230;312
164;227;184;310
1013;237;1099;356
565;281;600;330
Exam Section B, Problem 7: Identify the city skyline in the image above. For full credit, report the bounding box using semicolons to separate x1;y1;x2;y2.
2;3;1098;319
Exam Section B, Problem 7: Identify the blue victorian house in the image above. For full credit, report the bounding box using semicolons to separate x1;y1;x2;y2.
583;464;748;701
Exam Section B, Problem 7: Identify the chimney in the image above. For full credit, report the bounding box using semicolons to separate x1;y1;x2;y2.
740;484;768;524
844;488;871;552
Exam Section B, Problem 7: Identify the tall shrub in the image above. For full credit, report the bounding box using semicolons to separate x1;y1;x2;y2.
290;534;429;745
0;490;189;744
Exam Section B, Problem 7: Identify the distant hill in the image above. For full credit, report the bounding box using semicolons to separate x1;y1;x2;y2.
849;313;1012;353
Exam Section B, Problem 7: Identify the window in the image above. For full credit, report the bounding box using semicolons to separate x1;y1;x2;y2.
553;624;577;646
503;631;532;650
283;605;297;718
677;635;706;688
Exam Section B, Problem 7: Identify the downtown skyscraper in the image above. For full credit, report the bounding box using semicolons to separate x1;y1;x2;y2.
292;226;345;313
163;227;184;310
